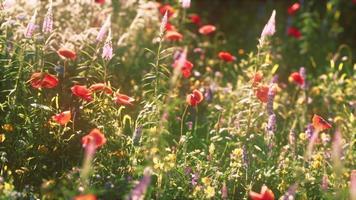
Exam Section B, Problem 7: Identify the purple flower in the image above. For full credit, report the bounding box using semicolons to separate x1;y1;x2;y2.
322;175;329;190
266;83;276;116
180;0;191;9
191;172;199;186
42;1;53;33
25;9;37;38
96;15;111;42
102;30;113;61
221;182;228;199
267;113;276;133
305;124;314;139
351;170;356;200
259;10;276;46
299;67;307;89
281;183;298;200
242;145;248;168
204;87;213;102
159;11;168;36
127;168;152;200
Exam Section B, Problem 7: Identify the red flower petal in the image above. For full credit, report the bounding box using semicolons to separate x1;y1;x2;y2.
218;51;235;62
115;93;134;106
289;72;304;86
89;83;113;94
287;27;302;39
159;4;175;18
186;89;204;106
250;185;275;200
189;14;202;26
81;129;106;149
57;48;77;60
165;31;183;41
288;2;301;15
199;25;216;35
312;114;332;132
29;72;58;89
71;85;93;102
251;72;263;87
255;85;269;103
52;111;71;125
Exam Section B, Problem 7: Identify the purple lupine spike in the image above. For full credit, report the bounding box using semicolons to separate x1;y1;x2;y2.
96;14;111;42
299;67;307;90
271;75;279;84
242;145;248;168
259;10;276;46
102;29;113;61
127;168;152;200
221;182;228;199
159;11;168;36
25;9;37;38
351;170;356;200
281;183;298;200
267;113;276;133
322;174;329;190
42;0;53;33
204;87;213;102
305;124;314;139
191;172;199;186
266;83;276;115
180;0;191;9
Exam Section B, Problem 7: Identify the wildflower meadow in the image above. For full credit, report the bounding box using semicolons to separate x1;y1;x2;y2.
0;0;355;199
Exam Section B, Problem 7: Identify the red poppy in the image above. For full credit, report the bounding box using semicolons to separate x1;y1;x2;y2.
199;25;216;35
287;27;302;39
249;185;275;200
29;72;58;89
74;194;97;200
173;59;194;78
52;111;71;125
89;83;113;94
218;51;235;62
159;4;175;18
189;14;202;26
57;48;77;60
312;114;332;132
289;72;304;86
71;85;93;102
255;85;269;103
115;93;134;106
186;89;204;106
288;2;301;15
251;72;263;87
165;23;176;31
81;129;106;149
94;0;105;4
165;31;183;41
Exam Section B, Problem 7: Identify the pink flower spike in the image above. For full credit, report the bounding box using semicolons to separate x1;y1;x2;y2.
180;0;191;9
260;9;276;46
351;170;356;200
42;0;53;33
159;11;168;36
96;14;111;42
25;9;37;38
102;29;113;61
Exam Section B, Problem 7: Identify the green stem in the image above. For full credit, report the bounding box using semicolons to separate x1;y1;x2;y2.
180;105;189;137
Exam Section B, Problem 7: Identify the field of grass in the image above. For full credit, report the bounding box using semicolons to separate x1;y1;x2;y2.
0;0;355;199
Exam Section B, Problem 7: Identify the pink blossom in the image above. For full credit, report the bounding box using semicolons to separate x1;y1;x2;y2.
42;0;53;33
25;9;37;38
180;0;191;8
96;15;111;42
102;29;113;61
259;10;276;46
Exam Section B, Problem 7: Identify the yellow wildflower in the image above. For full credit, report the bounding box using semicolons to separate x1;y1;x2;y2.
2;124;13;132
205;186;215;198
